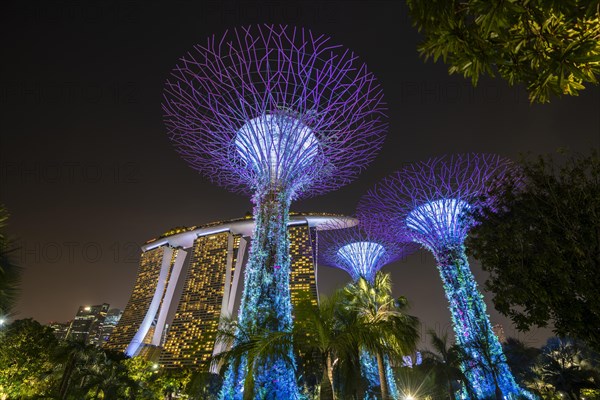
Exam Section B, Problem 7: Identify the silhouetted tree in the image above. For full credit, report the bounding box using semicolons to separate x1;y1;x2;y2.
406;0;600;103
469;150;600;351
0;206;20;318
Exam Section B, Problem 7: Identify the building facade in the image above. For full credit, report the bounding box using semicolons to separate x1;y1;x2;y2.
160;231;243;368
107;213;352;369
67;303;110;344
49;321;71;341
105;247;185;354
96;308;123;346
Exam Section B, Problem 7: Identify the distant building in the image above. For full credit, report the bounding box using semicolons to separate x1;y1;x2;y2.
106;213;350;369
96;308;122;346
66;303;109;343
49;321;71;341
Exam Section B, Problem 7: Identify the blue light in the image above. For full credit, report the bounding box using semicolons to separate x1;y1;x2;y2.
406;198;470;246
436;246;524;399
235;113;319;183
337;241;386;283
220;190;300;400
361;350;380;399
359;352;400;400
385;355;399;400
405;199;528;399
335;241;400;399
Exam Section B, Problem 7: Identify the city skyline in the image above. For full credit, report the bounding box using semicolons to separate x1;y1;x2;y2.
1;1;598;350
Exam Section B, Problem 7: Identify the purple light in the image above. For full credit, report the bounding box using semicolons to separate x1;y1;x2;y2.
319;218;416;283
337;241;386;279
406;198;471;246
319;217;414;398
234;113;318;186
162;24;388;399
361;153;514;252
359;153;525;399
162;24;387;198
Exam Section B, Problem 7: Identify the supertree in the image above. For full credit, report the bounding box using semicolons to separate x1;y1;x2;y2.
319;218;417;400
358;154;530;399
319;218;416;287
162;25;387;400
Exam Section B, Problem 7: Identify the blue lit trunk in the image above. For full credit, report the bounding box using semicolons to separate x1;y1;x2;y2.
361;350;379;399
435;245;521;399
361;351;399;400
384;355;399;400
220;188;299;400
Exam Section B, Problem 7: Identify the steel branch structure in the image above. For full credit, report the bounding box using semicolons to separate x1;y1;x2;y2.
319;218;416;284
319;218;416;399
163;24;387;400
359;154;528;399
163;24;387;199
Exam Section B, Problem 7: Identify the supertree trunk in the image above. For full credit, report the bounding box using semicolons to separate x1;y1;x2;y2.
361;351;399;400
221;187;299;400
239;188;294;331
435;244;521;399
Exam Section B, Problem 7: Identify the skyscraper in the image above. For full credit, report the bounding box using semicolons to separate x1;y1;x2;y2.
105;247;185;355
96;308;123;346
49;321;71;341
107;213;350;369
67;303;109;343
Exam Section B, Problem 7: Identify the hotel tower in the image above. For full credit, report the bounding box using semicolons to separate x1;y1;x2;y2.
105;213;351;369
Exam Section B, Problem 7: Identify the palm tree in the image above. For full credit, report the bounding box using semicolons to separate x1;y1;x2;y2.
54;339;95;399
212;314;297;400
79;349;137;400
216;291;360;400
213;274;419;400
293;290;363;400
0;206;20;318
154;368;190;400
344;273;420;400
420;330;474;399
454;322;514;400
531;337;600;400
214;291;363;400
186;371;222;400
502;338;540;387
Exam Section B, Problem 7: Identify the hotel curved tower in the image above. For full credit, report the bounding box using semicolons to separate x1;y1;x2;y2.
105;213;353;369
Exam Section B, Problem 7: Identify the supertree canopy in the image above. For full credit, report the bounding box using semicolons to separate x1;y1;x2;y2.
359;154;529;399
319;218;416;284
163;24;387;400
319;218;417;400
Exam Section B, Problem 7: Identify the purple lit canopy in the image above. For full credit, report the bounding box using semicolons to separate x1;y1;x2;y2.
318;217;417;283
162;25;388;399
359;153;516;253
358;153;525;399
162;24;387;199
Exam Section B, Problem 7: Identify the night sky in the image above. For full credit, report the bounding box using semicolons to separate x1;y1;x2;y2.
1;1;598;347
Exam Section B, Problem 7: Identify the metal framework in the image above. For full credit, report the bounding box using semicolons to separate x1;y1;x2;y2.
319;218;416;399
163;24;387;399
359;154;528;399
318;218;416;284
